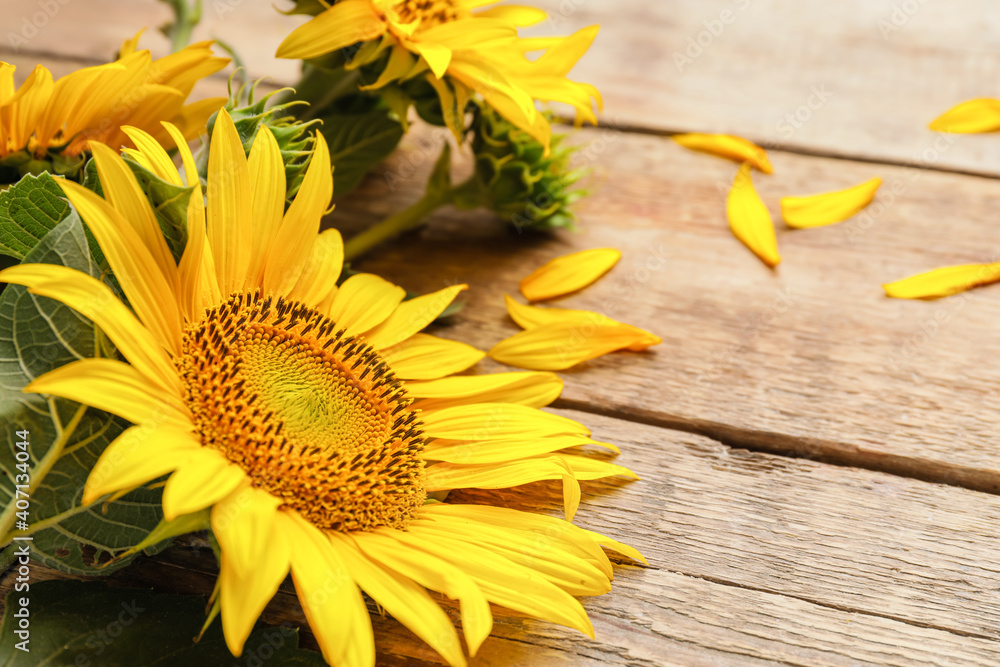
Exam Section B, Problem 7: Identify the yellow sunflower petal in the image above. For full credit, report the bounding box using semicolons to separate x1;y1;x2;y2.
330;535;467;667
207;109;252;295
83;423;200;505
407;371;562;410
883;263;1000;299
218;532;290;658
25;358;189;427
89;142;180;291
424;457;581;520
421;403;589;440
728;163;780;268
551;453;639;481
288;228;345;307
929;98;1000;133
262;133;333;295
328;273;406;337
503;295;661;352
121;125;183;185
781;177;882;229
519;248;621;302
424;503;614;576
488;320;659;371
0;264;180;394
58;180;183;352
393;525;594;637
581;529;648;565
474;5;548;26
415;515;610;596
277;510;375;667
351;530;493;656
276;0;387;60
380;333;484;380
161;449;246;521
423;434;618;464
673;132;773;174
246;125;287;287
209;482;288;656
365;284;468;350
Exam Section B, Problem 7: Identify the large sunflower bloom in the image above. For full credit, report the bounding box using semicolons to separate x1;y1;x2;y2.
1;111;640;665
0;33;227;162
276;0;601;150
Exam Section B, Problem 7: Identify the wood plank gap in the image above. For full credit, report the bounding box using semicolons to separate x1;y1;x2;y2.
568;115;1000;182
553;398;1000;496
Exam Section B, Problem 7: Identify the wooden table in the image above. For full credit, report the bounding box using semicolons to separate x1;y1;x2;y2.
5;1;1000;664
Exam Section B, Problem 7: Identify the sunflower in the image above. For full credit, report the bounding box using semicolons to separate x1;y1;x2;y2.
276;0;601;150
1;111;641;665
0;33;227;177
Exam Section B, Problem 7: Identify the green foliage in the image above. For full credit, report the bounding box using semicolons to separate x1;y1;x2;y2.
0;173;71;260
460;104;587;232
320;109;405;196
0;580;326;665
0;216;164;575
201;80;318;203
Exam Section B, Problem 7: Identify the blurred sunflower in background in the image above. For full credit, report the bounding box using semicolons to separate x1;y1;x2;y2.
277;0;601;150
1;111;641;665
0;33;227;182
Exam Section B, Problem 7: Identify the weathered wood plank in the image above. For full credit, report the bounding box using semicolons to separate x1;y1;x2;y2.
8;0;1000;175
5;411;1000;664
340;123;1000;488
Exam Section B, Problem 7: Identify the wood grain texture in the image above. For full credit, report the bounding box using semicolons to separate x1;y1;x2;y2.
5;410;1000;665
337;123;1000;490
7;0;1000;175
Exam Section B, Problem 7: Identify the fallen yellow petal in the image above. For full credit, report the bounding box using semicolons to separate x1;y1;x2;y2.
727;163;780;268
929;99;1000;133
519;248;621;302
503;295;660;351
488;320;659;371
883;263;1000;299
781;177;882;229
673;133;773;174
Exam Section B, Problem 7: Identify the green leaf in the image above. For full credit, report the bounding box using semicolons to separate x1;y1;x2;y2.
0;580;326;665
0;215;164;575
0;173;71;260
319;110;404;196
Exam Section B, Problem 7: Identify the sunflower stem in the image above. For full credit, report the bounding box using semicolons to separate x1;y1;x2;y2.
161;0;203;52
343;185;458;261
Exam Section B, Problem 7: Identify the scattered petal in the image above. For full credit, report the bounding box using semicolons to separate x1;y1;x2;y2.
503;295;660;351
488;321;660;371
673;133;773;174
781;177;882;229
883;263;1000;299
929;98;1000;133
520;248;621;302
727;163;780;268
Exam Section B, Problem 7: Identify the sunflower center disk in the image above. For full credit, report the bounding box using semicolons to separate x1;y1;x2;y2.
393;0;463;29
178;292;426;532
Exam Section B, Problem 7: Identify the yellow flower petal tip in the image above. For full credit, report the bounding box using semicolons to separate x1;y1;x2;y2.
929;98;1000;133
727;163;780;268
882;263;1000;299
488;320;660;371
519;248;622;302
781;177;882;229
673;133;773;174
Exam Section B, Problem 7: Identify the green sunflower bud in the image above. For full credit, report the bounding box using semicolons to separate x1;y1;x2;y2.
199;78;318;203
456;103;587;232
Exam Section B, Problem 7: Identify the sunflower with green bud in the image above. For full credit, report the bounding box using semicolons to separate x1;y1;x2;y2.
277;0;601;151
1;110;641;666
